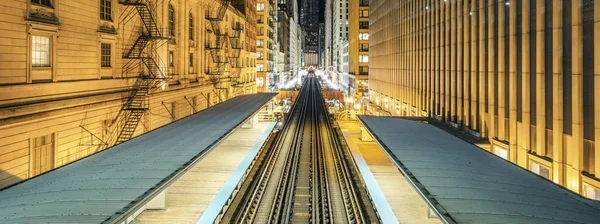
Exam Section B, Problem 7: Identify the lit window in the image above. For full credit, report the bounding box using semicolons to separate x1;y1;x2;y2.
359;55;369;63
360;10;369;18
492;146;508;160
32;36;50;67
583;183;600;200
257;52;264;60
257;39;264;48
101;43;111;68
530;161;551;179
31;0;52;7
257;3;265;11
189;13;194;40
169;51;174;67
169;4;175;37
257;63;264;72
359;32;369;40
100;0;112;21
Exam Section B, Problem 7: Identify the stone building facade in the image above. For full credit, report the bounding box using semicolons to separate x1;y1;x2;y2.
0;0;256;188
369;0;600;199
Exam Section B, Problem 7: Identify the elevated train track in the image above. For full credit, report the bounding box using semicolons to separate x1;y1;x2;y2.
220;74;379;223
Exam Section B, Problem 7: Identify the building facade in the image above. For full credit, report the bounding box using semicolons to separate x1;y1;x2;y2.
333;0;348;86
348;0;369;97
299;0;319;67
256;0;278;92
369;0;600;198
0;0;256;188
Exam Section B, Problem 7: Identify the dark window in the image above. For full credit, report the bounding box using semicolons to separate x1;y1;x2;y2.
189;13;194;40
545;0;553;129
562;0;572;134
31;0;52;7
169;5;175;37
516;0;522;122
100;0;112;21
583;0;595;140
101;43;111;68
530;0;537;125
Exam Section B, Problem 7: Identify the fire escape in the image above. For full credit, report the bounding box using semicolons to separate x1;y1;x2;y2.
109;0;170;146
205;0;244;102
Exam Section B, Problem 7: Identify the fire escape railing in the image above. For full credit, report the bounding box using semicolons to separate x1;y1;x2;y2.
105;0;171;146
204;0;246;101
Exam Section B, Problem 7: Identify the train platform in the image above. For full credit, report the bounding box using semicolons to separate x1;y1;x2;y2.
134;121;276;224
338;120;441;224
359;116;600;224
0;93;276;223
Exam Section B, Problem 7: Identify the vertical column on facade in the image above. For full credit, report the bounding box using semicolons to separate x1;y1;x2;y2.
450;0;456;122
488;0;496;140
412;0;417;112
432;0;443;116
418;0;423;114
469;0;477;132
551;0;564;185
535;0;546;157
569;0;583;192
520;0;532;167
508;0;518;162
401;1;406;114
479;0;487;137
497;0;506;141
464;0;469;129
456;0;464;126
443;0;449;121
426;0;432;115
595;0;600;177
445;0;451;121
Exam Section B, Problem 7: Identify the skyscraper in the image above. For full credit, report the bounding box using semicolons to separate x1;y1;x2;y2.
299;0;320;66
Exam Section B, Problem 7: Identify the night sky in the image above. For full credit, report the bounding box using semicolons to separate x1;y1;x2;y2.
319;0;325;23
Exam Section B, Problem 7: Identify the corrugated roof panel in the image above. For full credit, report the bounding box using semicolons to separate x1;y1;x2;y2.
0;93;276;223
359;116;600;224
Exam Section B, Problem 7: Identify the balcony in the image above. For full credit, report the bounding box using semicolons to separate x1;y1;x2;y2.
360;0;369;6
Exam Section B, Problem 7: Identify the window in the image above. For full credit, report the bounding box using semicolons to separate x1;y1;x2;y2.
30;133;54;176
101;43;111;68
257;52;264;60
257;3;265;11
31;0;52;7
360;10;369;18
359;32;369;40
100;0;112;21
189;53;194;67
359;21;369;29
169;51;174;67
493;146;508;160
359;55;368;63
257;39;264;48
530;161;551;179
583;183;600;200
32;36;50;67
189;13;194;40
257;63;264;72
169;4;175;37
359;43;369;51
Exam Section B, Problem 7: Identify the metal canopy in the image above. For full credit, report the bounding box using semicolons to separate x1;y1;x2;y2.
359;116;600;224
0;93;276;223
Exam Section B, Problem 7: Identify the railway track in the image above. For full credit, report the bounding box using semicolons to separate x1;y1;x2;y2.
219;74;380;224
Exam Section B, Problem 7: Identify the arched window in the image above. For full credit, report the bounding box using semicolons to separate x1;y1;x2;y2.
189;12;194;40
169;4;175;37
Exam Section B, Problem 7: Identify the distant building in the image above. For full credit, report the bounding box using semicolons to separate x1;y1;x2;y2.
348;0;369;97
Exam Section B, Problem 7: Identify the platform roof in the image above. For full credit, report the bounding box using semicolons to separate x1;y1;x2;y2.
359;116;600;224
0;93;276;223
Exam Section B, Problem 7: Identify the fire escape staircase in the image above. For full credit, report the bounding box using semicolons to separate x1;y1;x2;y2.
109;0;170;146
204;0;245;101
